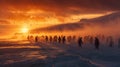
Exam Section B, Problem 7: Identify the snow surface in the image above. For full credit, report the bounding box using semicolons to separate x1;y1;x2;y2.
0;40;120;67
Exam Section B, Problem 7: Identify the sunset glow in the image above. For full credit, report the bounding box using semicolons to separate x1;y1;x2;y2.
21;27;29;34
0;0;120;38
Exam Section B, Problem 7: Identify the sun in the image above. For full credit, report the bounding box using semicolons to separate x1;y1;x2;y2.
21;27;29;33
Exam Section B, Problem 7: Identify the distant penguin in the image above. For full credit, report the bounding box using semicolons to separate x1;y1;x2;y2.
78;37;83;48
94;37;100;50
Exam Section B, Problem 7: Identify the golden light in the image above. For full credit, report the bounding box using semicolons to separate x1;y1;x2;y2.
21;27;29;33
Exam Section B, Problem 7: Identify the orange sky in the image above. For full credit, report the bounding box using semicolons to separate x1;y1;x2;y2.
0;0;119;38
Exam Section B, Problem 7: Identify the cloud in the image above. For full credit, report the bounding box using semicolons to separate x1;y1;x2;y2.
1;0;120;37
1;0;120;12
0;20;11;24
0;0;120;18
0;24;20;37
0;0;119;25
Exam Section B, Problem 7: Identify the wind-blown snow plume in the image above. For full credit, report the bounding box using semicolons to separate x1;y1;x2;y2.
31;12;120;37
